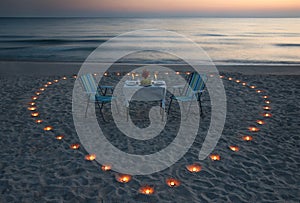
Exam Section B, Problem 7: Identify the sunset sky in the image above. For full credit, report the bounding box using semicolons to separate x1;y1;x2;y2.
1;0;300;17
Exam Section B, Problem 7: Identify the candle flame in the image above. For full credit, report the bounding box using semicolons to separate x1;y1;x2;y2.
139;185;154;195
186;163;202;173
31;112;39;117
210;154;221;161
85;154;96;161
242;135;253;141
166;178;181;187
116;174;132;183
43;126;53;131
229;146;240;152
35;119;43;124
248;126;260;132
70;143;80;149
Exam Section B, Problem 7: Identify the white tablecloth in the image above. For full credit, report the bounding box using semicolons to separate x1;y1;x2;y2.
123;81;167;108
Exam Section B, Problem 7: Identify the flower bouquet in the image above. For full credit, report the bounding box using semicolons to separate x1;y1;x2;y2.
140;69;152;86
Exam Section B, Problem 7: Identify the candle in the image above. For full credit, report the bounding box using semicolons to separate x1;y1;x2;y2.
43;126;53;131
210;154;220;161
70;143;80;149
248;126;260;132
139;185;154;195
229;146;240;152
101;164;112;171
263;106;271;110
116;174;131;183
263;113;272;117
28;106;37;111
166;178;181;187
55;135;64;140
132;73;135;80
35;119;43;124
31;112;39;117
256;120;265;125
242;135;253;141
85;154;96;161
186;163;202;173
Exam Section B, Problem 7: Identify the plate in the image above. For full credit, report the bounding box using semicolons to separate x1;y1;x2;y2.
125;81;137;86
153;81;165;85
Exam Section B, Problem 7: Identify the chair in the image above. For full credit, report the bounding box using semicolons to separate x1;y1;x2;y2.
167;72;207;116
79;73;117;121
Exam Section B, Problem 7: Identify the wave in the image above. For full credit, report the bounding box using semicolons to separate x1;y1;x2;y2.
0;39;108;44
274;43;300;47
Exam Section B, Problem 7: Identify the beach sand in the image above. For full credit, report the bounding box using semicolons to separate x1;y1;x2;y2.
0;61;299;202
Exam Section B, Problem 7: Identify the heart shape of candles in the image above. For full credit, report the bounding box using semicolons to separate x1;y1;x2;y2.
27;73;273;194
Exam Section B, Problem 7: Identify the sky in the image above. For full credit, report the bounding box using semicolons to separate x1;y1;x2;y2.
0;0;300;17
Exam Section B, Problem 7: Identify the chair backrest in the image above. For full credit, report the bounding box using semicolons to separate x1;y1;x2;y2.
79;73;97;94
184;72;207;97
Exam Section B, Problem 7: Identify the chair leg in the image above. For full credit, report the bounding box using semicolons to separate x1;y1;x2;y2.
85;96;91;118
167;98;173;114
97;101;106;122
199;100;203;116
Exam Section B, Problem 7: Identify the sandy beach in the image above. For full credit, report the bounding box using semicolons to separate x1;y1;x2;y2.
0;61;299;202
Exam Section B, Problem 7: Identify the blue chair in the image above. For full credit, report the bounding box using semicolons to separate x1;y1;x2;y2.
167;72;207;115
79;73;116;121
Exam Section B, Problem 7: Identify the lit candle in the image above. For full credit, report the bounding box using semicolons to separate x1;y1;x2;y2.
263;113;272;117
28;106;37;111
70;143;80;149
250;85;256;89
229;146;240;152
35;92;41;95
166;178;181;188
263;106;271;110
186;163;202;173
256;90;262;93
132;73;135;80
62;76;67;80
43;126;53;131
265;100;271;104
39;88;45;91
35;119;43;124
210;154;220;161
55;135;64;140
176;71;180;75
85;154;96;161
256;120;265;125
248;126;260;132
31;112;39;117
54;79;59;83
32;96;38;100
263;96;268;99
28;102;35;106
47;82;52;85
101;164;112;171
242;135;253;141
236;80;240;83
228;77;233;81
116;174;131;183
219;75;224;79
139;185;154;195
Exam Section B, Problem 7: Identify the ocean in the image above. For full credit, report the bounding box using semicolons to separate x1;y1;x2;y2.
0;17;299;65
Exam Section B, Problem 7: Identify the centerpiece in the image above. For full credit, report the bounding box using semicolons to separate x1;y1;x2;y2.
140;69;152;86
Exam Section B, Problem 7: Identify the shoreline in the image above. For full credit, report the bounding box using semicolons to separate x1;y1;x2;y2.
1;61;300;76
